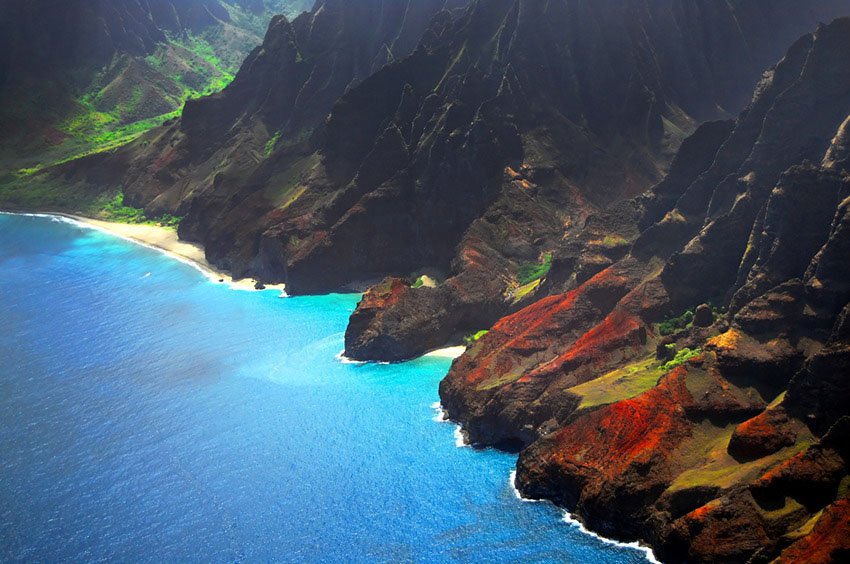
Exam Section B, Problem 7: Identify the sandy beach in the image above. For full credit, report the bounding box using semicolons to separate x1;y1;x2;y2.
424;346;467;359
65;214;287;294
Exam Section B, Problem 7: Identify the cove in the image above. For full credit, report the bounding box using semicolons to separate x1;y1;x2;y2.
0;212;652;562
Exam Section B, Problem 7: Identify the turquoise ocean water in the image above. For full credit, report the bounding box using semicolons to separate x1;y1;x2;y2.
0;212;653;562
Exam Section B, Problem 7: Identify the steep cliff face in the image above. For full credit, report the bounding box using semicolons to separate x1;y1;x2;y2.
18;0;471;246
0;0;310;175
340;0;850;360
442;17;850;562
6;1;850;560
17;1;848;336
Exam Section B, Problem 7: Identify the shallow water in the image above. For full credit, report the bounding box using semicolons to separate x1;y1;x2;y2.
0;213;652;562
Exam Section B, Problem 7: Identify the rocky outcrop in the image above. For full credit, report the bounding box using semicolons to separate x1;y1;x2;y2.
33;0;472;269
442;17;850;562
775;497;850;563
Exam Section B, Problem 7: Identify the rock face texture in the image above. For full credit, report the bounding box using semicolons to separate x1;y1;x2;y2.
36;0;472;260
24;1;850;359
334;0;850;360
441;17;850;562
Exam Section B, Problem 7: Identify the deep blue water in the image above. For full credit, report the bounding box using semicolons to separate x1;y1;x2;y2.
0;212;653;563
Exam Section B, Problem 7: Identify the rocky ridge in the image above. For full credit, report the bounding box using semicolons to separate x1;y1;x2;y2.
441;17;850;562
341;0;850;360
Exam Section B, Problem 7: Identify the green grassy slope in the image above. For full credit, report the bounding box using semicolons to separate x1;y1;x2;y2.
0;0;313;216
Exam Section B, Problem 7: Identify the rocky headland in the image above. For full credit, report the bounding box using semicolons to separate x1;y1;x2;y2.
5;1;850;561
441;16;850;562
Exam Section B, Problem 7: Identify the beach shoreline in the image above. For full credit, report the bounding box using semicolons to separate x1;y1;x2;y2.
4;209;468;362
424;345;467;359
1;210;287;294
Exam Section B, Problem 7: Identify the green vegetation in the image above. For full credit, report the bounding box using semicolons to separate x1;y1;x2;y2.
0;177;100;210
784;510;825;542
264;153;319;207
516;252;553;286
511;278;541;303
658;309;695;336
760;497;806;521
595;235;629;249
99;192;182;227
668;420;813;492
477;369;526;391
662;347;702;372
265;131;282;156
102;192;147;223
837;475;850;500
658;304;725;336
410;274;438;289
5;30;240;178
169;34;236;98
569;356;664;410
464;330;489;346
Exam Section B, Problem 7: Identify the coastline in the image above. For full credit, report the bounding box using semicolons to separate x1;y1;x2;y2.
336;345;467;366
1;210;287;294
3;209;660;563
507;471;661;563
4;211;467;359
424;345;467;359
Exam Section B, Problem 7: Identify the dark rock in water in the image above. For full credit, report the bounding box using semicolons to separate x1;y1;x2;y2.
254;282;266;290
693;304;714;327
345;277;461;361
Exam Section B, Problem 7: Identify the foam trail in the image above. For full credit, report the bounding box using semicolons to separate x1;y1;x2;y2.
508;470;541;503
509;470;659;562
431;401;448;422
430;400;469;447
561;512;660;563
1;211;78;225
335;350;366;365
12;213;221;281
453;425;470;448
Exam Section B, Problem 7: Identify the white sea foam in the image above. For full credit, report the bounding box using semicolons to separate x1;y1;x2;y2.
560;512;660;563
142;272;152;279
508;469;659;562
430;401;469;448
335;350;366;365
453;425;470;448
431;401;448;422
1;211;78;225
508;470;541;502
